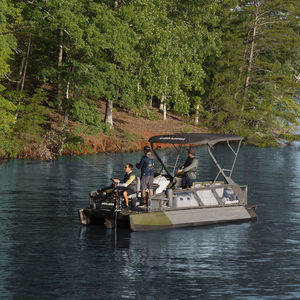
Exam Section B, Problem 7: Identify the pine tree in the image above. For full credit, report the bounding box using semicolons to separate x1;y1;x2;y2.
204;0;300;144
0;0;19;157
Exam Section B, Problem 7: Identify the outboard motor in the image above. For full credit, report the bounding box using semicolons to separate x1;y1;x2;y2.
89;187;118;209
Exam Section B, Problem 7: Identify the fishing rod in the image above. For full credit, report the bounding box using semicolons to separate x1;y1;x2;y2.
76;156;102;172
114;194;122;247
114;210;118;246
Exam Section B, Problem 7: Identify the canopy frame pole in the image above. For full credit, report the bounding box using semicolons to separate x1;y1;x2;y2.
208;145;234;185
227;139;242;177
208;138;243;184
151;142;173;180
172;144;182;176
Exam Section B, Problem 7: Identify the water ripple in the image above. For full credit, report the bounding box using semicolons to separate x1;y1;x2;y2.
0;147;299;299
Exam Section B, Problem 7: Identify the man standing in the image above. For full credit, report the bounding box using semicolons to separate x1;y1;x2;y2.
136;145;155;206
178;147;198;188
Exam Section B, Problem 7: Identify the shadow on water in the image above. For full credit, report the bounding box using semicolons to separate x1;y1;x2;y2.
79;225;132;250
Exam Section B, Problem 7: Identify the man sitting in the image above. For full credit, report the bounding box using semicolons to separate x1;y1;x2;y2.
113;163;136;207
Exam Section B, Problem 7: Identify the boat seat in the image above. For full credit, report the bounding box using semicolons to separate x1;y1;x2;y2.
128;176;140;199
136;176;140;193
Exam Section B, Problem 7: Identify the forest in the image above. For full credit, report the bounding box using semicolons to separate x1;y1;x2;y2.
0;0;299;159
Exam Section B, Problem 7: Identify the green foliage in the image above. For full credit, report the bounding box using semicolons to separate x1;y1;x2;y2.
279;133;300;144
181;127;191;134
134;107;160;120
147;111;160;121
0;89;18;157
0;135;20;158
0;0;21;157
68;97;112;134
203;0;300;141
246;134;280;148
14;88;49;142
69;98;101;126
72;123;111;136
63;132;87;153
0;0;18;78
63;132;93;154
0;0;299;159
64;141;85;153
65;131;84;145
129;0;219;116
0;88;49;156
0;93;16;134
72;124;97;136
122;131;143;142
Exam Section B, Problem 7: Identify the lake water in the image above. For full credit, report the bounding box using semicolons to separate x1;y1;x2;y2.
0;143;299;299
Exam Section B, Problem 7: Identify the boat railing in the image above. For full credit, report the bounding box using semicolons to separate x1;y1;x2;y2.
148;183;248;212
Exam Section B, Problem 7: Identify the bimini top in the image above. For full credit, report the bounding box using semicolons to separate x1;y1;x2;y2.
149;133;243;147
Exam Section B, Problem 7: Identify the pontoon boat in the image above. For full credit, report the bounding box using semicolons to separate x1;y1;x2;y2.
78;133;260;231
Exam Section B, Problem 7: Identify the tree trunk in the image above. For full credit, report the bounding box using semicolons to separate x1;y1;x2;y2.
14;34;31;121
195;104;200;125
149;95;153;107
104;100;113;127
63;80;70;126
57;29;63;110
17;55;26;92
20;34;31;93
137;66;141;93
239;26;251;82
74;85;79;97
242;2;259;113
160;93;167;120
159;98;164;111
234;18;252;100
163;103;167;120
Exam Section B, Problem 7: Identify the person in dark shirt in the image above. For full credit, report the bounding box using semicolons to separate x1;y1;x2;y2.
177;147;198;188
113;163;136;207
136;145;155;206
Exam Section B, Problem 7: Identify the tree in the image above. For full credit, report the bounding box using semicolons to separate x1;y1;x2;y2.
130;0;221;120
82;1;139;128
0;0;19;156
12;0;87;118
204;0;300;143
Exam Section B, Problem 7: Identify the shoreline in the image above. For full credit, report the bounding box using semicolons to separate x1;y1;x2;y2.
4;131;300;162
2;104;299;161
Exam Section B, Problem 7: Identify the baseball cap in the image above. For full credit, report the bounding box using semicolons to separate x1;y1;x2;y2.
144;145;151;152
187;147;196;155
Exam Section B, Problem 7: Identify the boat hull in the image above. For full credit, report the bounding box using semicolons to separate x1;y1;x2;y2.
129;206;256;231
79;205;256;231
78;208;130;228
